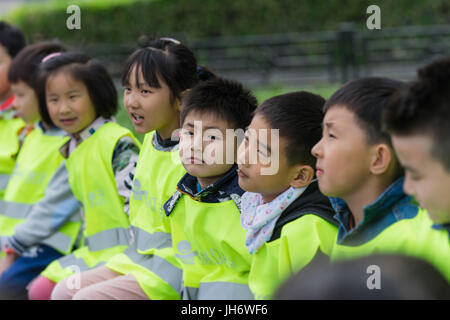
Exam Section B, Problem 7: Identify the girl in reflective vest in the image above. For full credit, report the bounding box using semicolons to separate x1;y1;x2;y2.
51;37;213;300
0;21;26;199
0;42;83;300
27;52;140;299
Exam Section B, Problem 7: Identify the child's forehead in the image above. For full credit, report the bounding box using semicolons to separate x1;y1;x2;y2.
182;109;234;129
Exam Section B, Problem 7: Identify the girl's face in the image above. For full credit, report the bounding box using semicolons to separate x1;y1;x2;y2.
123;65;180;138
46;71;97;134
10;81;40;124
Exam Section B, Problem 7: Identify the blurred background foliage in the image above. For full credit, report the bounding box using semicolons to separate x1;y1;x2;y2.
4;0;450;45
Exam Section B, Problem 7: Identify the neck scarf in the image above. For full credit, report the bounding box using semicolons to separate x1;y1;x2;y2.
241;186;307;254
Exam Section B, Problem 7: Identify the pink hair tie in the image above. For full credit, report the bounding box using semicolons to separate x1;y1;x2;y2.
42;52;62;63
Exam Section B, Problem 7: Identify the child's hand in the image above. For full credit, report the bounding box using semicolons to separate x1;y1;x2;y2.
0;252;18;276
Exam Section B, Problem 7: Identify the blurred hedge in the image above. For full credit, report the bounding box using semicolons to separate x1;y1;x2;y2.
4;0;450;45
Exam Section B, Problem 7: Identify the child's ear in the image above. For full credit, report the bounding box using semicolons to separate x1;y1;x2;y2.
370;144;392;175
175;89;190;112
290;165;315;188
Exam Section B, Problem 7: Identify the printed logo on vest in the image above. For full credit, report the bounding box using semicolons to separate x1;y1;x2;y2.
131;178;164;215
174;240;236;268
87;190;105;208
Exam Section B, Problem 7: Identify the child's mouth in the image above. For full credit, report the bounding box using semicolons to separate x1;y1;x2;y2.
130;113;144;124
60;118;77;126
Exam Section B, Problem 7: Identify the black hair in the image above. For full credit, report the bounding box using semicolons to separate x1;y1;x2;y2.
36;52;118;126
180;77;258;131
122;36;215;105
275;254;450;300
0;21;26;58
324;77;404;147
8;42;66;90
383;57;450;172
256;91;325;167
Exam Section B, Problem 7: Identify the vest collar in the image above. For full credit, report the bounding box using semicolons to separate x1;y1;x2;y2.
164;165;243;216
331;177;409;243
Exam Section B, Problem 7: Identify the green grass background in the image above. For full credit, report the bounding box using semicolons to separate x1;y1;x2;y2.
115;83;339;142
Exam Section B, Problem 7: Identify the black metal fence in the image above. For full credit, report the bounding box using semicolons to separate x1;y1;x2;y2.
82;23;450;86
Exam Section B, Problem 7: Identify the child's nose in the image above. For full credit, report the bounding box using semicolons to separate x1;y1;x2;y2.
311;139;322;158
237;141;248;166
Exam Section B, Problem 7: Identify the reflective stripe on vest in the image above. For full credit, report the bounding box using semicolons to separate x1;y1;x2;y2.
58;254;90;272
131;226;172;252
183;282;254;300
170;194;251;298
0;174;9;190
125;247;183;293
42;231;76;254
0;200;33;219
84;227;130;252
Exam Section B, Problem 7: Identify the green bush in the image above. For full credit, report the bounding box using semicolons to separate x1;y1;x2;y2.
4;0;450;45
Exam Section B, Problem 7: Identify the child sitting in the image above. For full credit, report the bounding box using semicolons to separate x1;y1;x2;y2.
237;91;338;299
383;57;450;282
163;77;258;299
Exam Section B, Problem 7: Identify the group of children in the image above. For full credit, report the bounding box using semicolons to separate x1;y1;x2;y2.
0;21;448;300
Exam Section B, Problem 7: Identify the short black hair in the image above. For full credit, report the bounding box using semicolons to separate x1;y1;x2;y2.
324;77;404;147
0;21;26;58
8;42;66;89
256;91;325;167
37;52;118;126
383;56;450;171
122;36;215;104
180;77;258;131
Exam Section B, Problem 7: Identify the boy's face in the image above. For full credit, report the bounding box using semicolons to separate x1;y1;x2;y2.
392;134;450;224
0;45;12;101
180;110;235;188
11;81;40;124
237;114;297;203
311;106;373;198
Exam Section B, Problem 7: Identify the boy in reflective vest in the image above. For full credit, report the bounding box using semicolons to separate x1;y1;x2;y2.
0;21;26;199
163;77;258;299
237;92;338;299
311;77;435;276
383;57;450;282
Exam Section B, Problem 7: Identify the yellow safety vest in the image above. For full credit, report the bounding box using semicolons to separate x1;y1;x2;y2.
0;117;25;199
106;131;186;300
170;194;253;300
41;122;140;282
249;214;338;299
0;126;80;254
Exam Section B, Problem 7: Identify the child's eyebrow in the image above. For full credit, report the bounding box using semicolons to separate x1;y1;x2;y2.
183;122;195;128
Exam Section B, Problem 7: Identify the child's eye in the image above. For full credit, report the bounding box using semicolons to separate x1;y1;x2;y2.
123;87;131;93
69;95;77;100
207;135;217;141
183;130;193;136
328;133;336;139
141;89;152;94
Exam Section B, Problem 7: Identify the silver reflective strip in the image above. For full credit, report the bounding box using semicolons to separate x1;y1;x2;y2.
84;227;130;252
58;254;90;272
126;248;183;294
0;200;34;219
42;231;74;254
182;286;199;300
131;226;172;251
0;174;9;190
197;282;254;300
